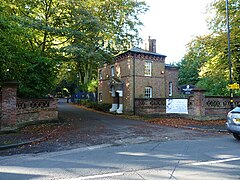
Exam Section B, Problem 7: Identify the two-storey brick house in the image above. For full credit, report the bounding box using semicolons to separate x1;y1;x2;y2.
98;39;179;114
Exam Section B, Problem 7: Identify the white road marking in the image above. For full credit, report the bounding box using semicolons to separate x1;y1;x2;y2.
192;157;240;166
68;172;124;180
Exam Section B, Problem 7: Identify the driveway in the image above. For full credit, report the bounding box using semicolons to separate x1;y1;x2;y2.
0;102;225;156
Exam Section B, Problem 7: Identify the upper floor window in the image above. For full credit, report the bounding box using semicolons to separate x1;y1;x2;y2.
111;66;115;77
169;82;173;97
99;69;102;80
144;61;152;76
145;86;152;98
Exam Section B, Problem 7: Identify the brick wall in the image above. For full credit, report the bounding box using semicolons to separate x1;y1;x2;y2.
16;99;58;124
165;66;179;97
135;89;239;120
135;98;166;116
98;50;179;114
0;82;58;129
1;82;18;127
134;56;165;98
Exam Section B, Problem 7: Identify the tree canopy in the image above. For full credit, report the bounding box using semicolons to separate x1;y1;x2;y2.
178;0;239;95
0;0;148;97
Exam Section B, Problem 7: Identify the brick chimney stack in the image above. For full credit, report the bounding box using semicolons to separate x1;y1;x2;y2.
145;36;156;53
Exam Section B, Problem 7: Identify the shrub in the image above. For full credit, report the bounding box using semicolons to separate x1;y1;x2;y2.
77;100;111;112
94;103;112;112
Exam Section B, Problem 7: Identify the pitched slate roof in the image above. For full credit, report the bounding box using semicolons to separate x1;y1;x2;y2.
127;47;167;58
165;64;179;69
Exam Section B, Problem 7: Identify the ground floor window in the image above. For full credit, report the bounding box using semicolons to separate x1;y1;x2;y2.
99;93;103;102
145;86;152;98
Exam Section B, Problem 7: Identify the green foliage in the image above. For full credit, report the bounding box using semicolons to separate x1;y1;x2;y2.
58;0;149;89
179;0;239;95
178;36;210;85
196;76;229;96
87;79;98;92
17;56;57;98
0;8;56;97
79;100;112;112
93;103;112;112
1;0;148;97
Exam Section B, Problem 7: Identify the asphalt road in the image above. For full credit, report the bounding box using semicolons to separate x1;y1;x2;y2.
57;102;224;146
0;135;239;179
1;102;222;155
0;102;239;179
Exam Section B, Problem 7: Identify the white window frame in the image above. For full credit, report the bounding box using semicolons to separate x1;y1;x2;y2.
169;82;173;97
99;93;103;102
145;86;152;98
99;69;102;80
144;61;152;76
111;66;115;77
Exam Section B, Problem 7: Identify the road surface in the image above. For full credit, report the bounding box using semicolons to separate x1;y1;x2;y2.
0;135;239;179
0;102;239;179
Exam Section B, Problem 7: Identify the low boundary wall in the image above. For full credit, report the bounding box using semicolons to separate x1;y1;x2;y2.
17;98;58;125
0;82;58;129
135;89;240;120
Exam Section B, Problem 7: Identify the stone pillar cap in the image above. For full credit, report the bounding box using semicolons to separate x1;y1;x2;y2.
3;81;19;87
192;87;207;92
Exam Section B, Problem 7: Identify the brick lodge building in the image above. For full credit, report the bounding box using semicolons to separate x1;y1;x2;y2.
98;38;179;114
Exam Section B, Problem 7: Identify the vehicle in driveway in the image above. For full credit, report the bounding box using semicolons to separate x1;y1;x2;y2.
227;105;240;140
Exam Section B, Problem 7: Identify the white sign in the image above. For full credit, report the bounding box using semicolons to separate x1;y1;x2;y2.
166;99;188;114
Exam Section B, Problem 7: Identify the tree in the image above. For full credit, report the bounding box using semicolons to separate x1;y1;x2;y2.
178;36;210;85
207;0;240;82
0;3;57;97
1;0;148;96
179;0;239;95
58;0;148;91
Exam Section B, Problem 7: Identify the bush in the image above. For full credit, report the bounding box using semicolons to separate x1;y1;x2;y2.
78;99;90;106
78;100;111;112
93;103;112;112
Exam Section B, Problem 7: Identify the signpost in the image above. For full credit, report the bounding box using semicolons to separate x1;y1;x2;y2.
227;83;239;109
227;83;240;90
226;0;234;109
180;85;194;95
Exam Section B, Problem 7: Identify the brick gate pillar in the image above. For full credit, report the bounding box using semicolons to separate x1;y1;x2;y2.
192;88;206;117
1;81;18;128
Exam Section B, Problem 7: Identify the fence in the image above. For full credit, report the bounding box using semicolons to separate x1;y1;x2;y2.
135;89;240;120
0;82;58;129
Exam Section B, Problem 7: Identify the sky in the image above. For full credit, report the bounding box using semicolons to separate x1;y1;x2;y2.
139;0;213;63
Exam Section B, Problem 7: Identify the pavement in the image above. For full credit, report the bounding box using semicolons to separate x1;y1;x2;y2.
182;124;227;132
0;102;228;154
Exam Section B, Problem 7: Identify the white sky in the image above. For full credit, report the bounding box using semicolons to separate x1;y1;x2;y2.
139;0;213;63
